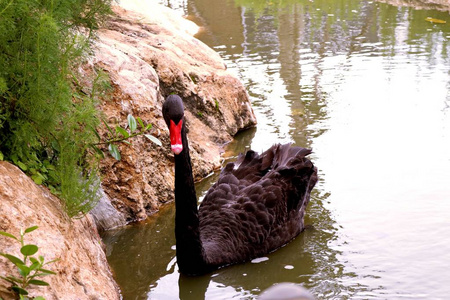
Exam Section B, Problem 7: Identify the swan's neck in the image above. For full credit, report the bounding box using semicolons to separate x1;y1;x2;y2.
174;125;208;275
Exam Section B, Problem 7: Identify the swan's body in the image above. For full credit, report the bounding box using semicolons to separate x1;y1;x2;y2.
163;95;318;276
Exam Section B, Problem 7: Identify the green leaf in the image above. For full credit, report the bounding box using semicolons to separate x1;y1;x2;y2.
29;257;39;264
17;264;31;276
103;119;114;137
145;123;152;131
31;174;43;185
40;165;48;173
44;258;59;265
0;231;18;240
34;297;46;300
21;244;39;256
0;151;3;161
12;286;28;295
92;128;101;141
127;114;137;132
0;275;21;284
38;268;56;275
215;99;219;111
136;117;145;129
43;160;55;170
24;226;39;234
29;261;40;271
17;161;28;171
144;134;162;147
90;144;105;158
108;144;121;161
0;253;24;265
115;126;129;138
11;154;18;164
28;279;49;286
51;140;60;153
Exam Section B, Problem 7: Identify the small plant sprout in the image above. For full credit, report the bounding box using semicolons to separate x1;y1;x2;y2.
92;114;162;161
0;226;58;299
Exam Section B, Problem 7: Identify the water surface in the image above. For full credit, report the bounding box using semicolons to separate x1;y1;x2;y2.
103;0;450;298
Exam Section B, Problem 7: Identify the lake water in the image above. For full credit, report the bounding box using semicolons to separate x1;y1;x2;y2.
102;0;450;299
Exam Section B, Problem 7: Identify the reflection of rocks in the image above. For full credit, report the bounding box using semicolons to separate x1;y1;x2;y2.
83;3;256;224
104;190;343;299
375;0;450;12
101;205;177;299
0;162;120;300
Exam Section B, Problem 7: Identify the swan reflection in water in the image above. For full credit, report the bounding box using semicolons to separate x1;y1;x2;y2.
102;186;344;299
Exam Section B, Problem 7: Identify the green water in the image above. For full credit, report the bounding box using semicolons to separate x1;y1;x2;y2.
102;0;450;298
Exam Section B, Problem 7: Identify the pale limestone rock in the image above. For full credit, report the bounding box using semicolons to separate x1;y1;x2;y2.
84;4;256;223
0;161;121;300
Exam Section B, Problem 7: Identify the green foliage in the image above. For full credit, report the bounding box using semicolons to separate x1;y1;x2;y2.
94;114;162;161
0;0;111;217
0;226;57;300
214;99;220;111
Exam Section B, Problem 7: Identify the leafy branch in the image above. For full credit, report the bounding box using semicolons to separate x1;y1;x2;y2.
92;114;161;161
0;226;57;299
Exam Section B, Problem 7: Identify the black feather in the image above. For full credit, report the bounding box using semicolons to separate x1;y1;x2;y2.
163;95;318;275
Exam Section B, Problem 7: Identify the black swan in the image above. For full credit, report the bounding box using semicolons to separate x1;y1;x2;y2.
162;95;318;276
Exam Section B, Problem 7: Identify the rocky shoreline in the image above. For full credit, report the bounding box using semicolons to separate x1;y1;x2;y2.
90;3;256;225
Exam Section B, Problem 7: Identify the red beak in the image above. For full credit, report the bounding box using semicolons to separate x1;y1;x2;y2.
169;119;183;155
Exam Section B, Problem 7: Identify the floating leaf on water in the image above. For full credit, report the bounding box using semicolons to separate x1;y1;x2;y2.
425;17;446;24
284;265;294;270
251;257;269;263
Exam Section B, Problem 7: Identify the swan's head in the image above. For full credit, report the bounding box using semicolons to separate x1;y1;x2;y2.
162;95;185;155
